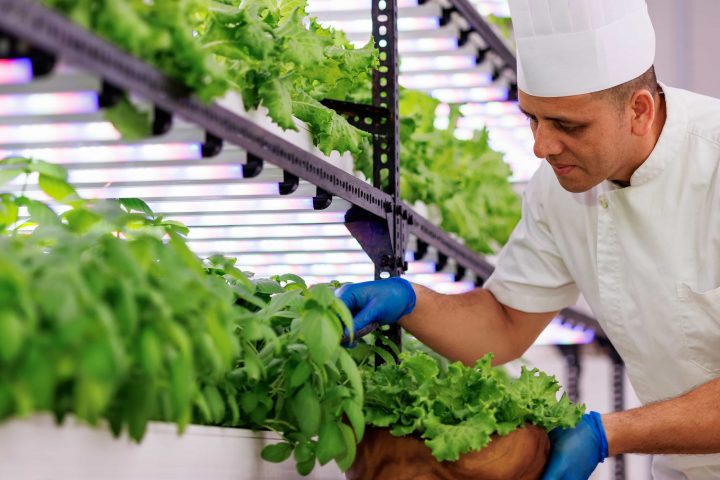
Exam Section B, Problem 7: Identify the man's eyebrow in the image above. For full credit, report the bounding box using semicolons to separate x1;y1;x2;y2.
518;106;585;124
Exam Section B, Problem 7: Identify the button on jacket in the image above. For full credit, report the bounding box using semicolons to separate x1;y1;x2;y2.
485;84;720;479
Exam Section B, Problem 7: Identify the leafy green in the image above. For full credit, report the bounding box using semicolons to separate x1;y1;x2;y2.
103;96;153;141
41;0;376;161
356;89;521;254
0;158;365;475
363;351;584;462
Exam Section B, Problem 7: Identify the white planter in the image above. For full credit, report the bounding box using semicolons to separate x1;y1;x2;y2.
0;415;344;480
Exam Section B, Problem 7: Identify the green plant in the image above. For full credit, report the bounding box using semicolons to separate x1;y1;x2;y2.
362;351;584;462
356;89;522;254
41;0;377;162
205;258;365;474
0;157;366;475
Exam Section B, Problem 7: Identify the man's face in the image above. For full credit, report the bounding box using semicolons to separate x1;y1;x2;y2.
518;91;633;193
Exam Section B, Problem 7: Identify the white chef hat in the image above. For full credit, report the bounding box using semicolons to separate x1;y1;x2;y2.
509;0;656;97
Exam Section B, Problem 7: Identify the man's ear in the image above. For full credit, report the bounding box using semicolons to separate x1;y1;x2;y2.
629;90;656;136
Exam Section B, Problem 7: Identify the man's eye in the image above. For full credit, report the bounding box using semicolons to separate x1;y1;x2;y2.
557;123;580;133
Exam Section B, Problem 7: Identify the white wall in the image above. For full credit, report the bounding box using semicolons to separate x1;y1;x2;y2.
649;0;720;98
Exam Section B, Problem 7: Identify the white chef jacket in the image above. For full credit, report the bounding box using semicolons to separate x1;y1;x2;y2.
485;84;720;480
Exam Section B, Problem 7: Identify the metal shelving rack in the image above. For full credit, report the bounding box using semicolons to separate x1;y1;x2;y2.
0;2;622;476
0;0;606;350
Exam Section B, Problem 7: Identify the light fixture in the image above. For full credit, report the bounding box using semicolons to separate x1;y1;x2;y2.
0;59;33;85
0;91;98;116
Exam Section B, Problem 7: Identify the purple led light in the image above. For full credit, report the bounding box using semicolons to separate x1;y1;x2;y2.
0;59;33;85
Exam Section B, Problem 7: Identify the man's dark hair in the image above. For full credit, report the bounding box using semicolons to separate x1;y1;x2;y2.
595;66;659;110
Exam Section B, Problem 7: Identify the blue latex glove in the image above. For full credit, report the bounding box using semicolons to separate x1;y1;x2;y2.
336;278;416;335
541;411;609;480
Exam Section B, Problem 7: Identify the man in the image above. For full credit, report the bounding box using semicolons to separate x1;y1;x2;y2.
337;0;720;478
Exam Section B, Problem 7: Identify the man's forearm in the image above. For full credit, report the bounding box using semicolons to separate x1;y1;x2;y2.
603;377;720;456
398;284;553;366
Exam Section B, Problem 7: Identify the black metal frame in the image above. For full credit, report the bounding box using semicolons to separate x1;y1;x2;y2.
417;0;518;100
443;0;517;75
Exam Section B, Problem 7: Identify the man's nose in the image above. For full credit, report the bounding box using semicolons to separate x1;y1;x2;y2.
532;123;563;159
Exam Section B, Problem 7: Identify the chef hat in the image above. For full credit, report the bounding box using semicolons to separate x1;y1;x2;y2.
509;0;656;97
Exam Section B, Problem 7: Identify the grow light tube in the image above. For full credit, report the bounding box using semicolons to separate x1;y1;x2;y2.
187;237;363;255
228;252;375;266
400;72;492;90
248;260;437;277
400;55;477;72
250;263;375;277
0;92;98;116
429;86;508;103
0;122;120;144
228;251;414;266
286;275;373;285
64;165;244;185
318;16;437;34
172;211;346;227
456;115;528;129
535;319;595;346
459;101;522;117
429;281;476;294
187;224;351;240
70;182;280;200
0;59;33;85
0;143;201;163
11;197;330;223
307;0;418;11
149;198;316;214
398;37;458;53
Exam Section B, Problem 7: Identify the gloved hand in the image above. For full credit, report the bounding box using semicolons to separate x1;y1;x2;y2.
541;411;609;480
336;278;416;334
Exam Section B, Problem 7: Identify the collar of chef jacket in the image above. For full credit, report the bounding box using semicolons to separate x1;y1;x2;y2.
628;85;687;187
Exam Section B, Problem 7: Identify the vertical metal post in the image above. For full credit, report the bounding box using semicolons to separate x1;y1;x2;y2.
596;337;626;480
372;0;403;348
557;344;581;403
609;344;626;480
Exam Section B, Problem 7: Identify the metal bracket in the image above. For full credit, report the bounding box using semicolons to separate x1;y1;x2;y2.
278;170;299;195
152;106;173;136
320;99;389;135
439;7;455;27
242;152;263;178
507;82;519;102
435;252;448;272
98;80;123;108
312;187;332;211
475;47;491;65
454;264;466;282
344;205;394;269
415;238;428;261
201;132;223;158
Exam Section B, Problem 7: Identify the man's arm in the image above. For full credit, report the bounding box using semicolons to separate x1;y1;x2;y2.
399;283;557;366
603;377;720;456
